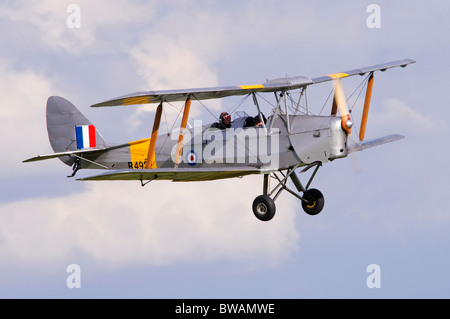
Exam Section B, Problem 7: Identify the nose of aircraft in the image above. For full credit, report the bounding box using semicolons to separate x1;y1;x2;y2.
329;116;349;160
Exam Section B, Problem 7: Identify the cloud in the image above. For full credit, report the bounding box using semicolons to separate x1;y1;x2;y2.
369;98;444;137
124;4;238;123
121;1;377;126
0;59;57;176
381;98;434;129
0;177;299;269
127;40;221;130
0;0;157;55
122;2;318;129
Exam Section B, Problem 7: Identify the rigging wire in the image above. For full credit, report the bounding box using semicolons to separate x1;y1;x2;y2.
318;89;334;116
349;77;368;112
286;92;298;114
347;74;371;141
347;73;370;105
228;93;251;116
317;73;371;117
192;94;220;121
155;100;184;159
163;104;170;133
255;92;276;110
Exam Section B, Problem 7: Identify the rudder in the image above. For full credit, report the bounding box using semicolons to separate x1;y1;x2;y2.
46;96;108;165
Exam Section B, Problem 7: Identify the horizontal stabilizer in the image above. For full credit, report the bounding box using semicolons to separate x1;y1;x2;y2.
23;148;108;163
348;134;405;154
78;167;271;182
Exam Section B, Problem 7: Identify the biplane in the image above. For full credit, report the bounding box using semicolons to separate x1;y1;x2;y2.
24;59;415;221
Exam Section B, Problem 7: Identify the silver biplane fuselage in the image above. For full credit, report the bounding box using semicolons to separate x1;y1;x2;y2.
75;114;347;173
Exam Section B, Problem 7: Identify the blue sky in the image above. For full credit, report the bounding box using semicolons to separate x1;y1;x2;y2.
0;0;449;298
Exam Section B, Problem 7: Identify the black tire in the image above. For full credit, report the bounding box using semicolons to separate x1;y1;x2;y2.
301;188;325;215
252;195;276;221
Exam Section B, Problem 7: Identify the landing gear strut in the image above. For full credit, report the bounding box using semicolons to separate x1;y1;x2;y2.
252;162;325;221
67;158;80;178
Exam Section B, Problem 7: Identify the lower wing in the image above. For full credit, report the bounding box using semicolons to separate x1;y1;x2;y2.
77;167;271;182
347;134;405;153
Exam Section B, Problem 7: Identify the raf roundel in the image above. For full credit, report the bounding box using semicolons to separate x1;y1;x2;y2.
186;150;197;166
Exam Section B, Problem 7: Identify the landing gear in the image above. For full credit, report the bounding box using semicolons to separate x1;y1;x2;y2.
252;162;325;221
67;158;80;178
252;195;276;221
301;188;324;216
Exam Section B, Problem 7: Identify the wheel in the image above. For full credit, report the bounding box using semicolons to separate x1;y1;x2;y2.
301;188;325;215
252;195;276;221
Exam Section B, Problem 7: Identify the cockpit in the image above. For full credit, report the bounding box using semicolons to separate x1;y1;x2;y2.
230;111;267;129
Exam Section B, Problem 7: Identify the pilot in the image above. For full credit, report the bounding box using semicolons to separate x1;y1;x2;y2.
211;112;232;129
244;113;266;128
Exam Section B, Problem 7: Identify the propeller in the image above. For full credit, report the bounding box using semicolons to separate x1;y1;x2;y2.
332;78;353;136
332;72;375;174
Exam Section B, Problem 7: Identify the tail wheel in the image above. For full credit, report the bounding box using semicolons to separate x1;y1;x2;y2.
302;188;325;215
252;195;276;221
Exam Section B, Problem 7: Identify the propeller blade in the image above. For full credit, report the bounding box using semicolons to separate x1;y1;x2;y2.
333;79;352;135
359;72;374;142
331;91;338;116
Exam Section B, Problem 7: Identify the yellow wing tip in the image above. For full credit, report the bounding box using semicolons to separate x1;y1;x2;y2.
239;84;265;90
121;96;151;106
327;73;349;80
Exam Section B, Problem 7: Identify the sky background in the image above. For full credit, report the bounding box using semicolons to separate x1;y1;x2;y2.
0;0;449;298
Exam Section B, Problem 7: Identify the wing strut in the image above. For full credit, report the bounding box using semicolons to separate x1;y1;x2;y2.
145;102;163;169
267;91;285;135
174;97;192;168
359;72;374;142
252;92;268;136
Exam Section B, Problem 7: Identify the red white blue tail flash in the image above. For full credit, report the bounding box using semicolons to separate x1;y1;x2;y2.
75;125;96;149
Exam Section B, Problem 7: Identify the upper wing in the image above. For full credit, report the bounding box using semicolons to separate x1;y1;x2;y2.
91;59;415;107
90;77;313;107
77;167;271;182
311;59;415;84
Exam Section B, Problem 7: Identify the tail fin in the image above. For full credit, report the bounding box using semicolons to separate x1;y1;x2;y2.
46;96;108;165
